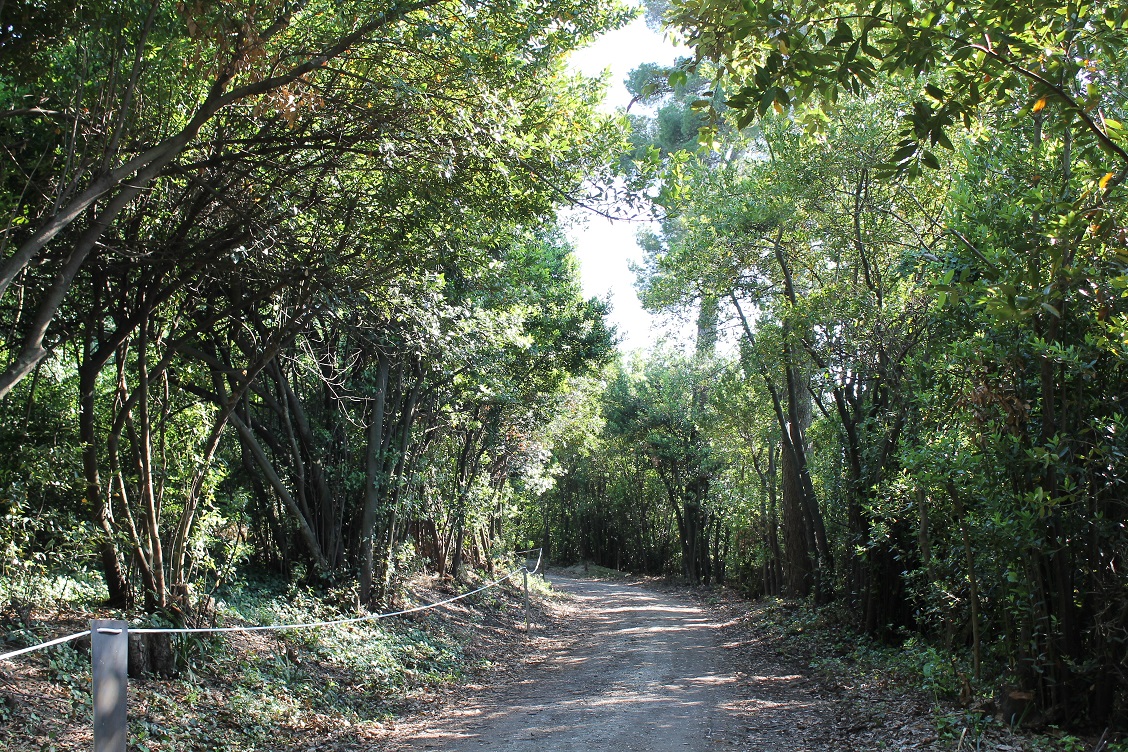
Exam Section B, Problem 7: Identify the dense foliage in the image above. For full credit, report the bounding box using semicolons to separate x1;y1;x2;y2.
0;0;624;622
4;0;1127;738
531;0;1128;732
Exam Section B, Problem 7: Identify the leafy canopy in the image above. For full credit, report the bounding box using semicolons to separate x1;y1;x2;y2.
667;0;1128;174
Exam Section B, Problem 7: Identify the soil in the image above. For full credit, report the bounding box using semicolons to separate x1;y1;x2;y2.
378;571;1097;752
381;573;840;751
4;570;1102;750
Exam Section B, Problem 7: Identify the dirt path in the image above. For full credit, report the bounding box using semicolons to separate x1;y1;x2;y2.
385;574;836;751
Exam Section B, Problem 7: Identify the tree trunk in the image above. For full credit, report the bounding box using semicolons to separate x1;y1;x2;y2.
949;484;981;682
79;355;130;607
380;377;422;600
230;411;328;571
359;354;390;604
781;439;813;597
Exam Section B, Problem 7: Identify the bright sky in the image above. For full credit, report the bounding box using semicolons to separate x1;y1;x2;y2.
564;13;691;354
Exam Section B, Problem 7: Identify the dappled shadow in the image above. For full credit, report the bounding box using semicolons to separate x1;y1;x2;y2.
388;575;837;752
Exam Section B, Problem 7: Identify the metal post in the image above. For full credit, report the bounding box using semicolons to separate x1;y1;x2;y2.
523;568;530;633
92;619;128;752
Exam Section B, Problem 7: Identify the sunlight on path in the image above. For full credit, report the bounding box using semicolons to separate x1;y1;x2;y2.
389;577;832;752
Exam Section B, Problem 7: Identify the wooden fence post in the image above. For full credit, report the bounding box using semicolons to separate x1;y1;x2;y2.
523;569;530;633
91;619;128;752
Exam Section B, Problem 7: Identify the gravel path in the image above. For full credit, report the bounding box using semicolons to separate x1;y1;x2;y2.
387;574;834;751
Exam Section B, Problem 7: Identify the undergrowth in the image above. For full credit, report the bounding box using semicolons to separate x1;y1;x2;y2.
745;596;1121;752
1;567;539;751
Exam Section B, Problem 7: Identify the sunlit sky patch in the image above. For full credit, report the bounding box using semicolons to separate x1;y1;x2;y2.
564;12;691;354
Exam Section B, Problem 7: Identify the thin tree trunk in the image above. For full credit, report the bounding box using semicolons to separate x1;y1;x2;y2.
108;362;159;607
949;484;981;682
380;378;422;599
359;354;390;604
230;411;328;572
79;354;129;607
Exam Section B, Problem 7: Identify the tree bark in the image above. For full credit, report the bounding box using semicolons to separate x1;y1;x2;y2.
359;354;390;604
79;352;130;607
230;411;328;571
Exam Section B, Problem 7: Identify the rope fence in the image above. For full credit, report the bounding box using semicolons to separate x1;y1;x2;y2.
0;548;544;751
0;628;93;662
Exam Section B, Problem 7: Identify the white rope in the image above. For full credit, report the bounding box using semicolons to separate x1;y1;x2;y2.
0;630;92;663
527;548;543;575
0;548;544;654
132;567;526;635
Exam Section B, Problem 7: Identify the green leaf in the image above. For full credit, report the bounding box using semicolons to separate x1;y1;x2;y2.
830;19;854;45
891;143;918;163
